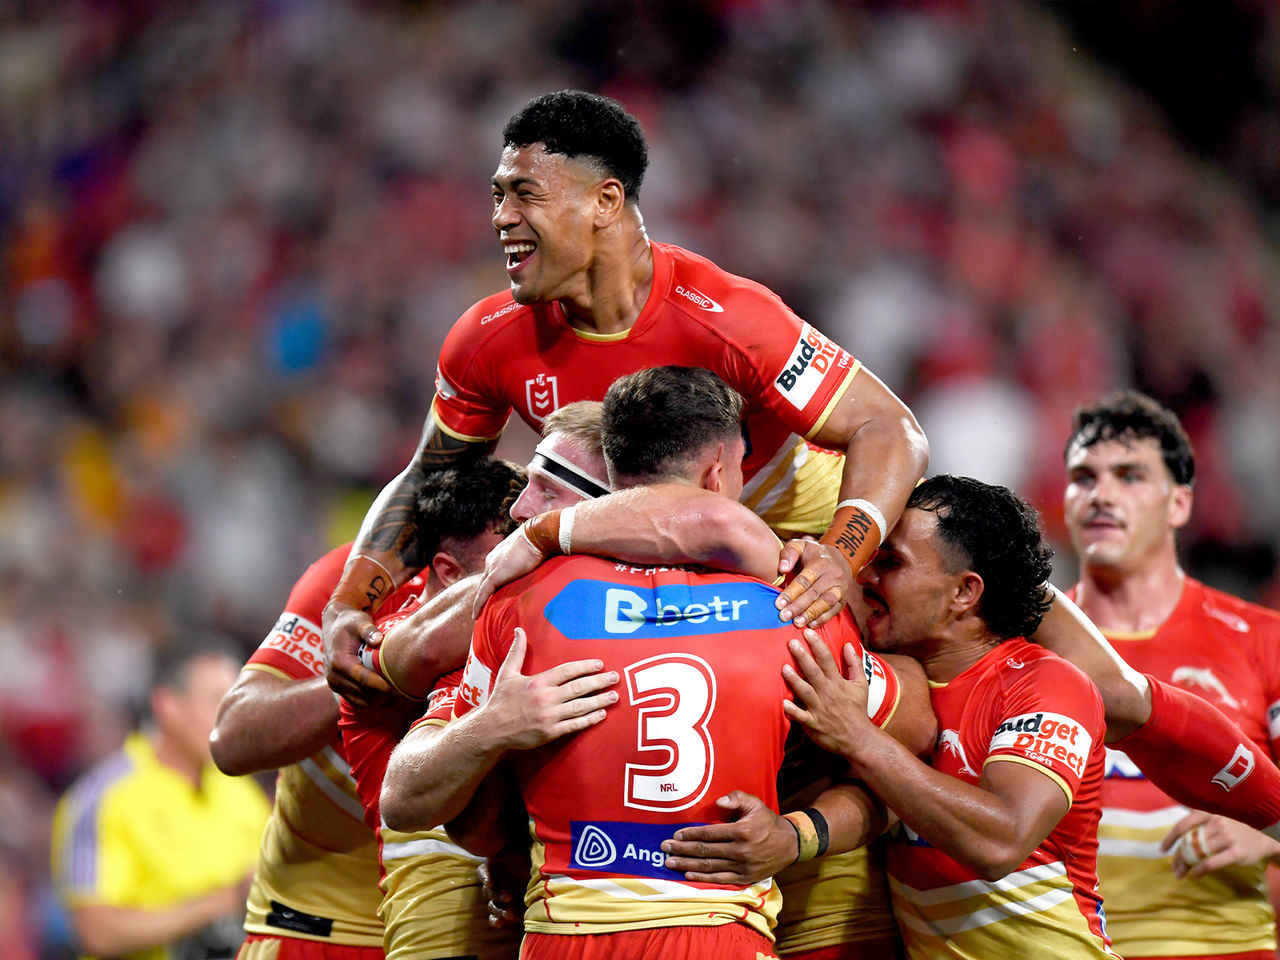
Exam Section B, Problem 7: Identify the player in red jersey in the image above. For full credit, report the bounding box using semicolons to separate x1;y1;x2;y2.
322;88;930;707
337;457;528;960
1061;392;1280;960
382;368;934;960
784;475;1114;959
213;544;425;960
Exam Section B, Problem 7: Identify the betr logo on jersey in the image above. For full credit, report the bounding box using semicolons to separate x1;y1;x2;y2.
605;587;751;634
991;711;1093;778
774;323;845;410
545;579;781;640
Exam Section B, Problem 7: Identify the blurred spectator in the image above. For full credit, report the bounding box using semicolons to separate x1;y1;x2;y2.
2;1;1280;954
49;643;269;960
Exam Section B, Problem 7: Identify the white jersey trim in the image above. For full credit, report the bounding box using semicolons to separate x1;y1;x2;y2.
299;754;365;821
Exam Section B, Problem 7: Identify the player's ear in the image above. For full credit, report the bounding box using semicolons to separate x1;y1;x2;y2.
431;551;467;588
701;441;730;494
951;570;984;619
593;178;626;228
1168;483;1193;531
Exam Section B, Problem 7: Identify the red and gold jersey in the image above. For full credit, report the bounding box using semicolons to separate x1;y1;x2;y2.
433;242;858;535
455;556;899;940
886;639;1112;960
339;597;519;960
241;544;422;947
1078;578;1280;958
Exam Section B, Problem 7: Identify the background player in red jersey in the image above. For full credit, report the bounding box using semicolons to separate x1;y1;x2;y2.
1061;392;1280;960
785;475;1113;959
338;457;527;960
382;368;933;960
322;88;930;705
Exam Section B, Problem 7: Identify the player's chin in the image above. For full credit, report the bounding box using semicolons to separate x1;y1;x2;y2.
509;278;540;304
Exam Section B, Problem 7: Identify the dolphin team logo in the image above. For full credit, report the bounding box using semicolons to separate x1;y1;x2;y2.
938;729;978;777
525;373;560;423
1171;666;1240;710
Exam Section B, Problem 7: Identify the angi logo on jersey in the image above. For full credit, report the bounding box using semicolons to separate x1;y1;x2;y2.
774;323;846;410
991;711;1093;779
573;824;617;868
525;373;559;423
569;820;702;881
674;284;724;313
1213;743;1255;791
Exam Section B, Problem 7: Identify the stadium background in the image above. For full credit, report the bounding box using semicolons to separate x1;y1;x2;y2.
2;1;1279;955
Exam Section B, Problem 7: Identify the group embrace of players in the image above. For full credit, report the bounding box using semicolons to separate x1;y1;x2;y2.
212;91;1280;960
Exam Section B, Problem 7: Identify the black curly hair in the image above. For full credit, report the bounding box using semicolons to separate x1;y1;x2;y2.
415;457;526;564
907;475;1054;640
602;366;742;486
503;90;648;204
1065;390;1195;487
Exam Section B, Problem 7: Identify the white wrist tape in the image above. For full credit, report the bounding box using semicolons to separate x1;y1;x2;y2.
558;504;577;555
836;498;887;545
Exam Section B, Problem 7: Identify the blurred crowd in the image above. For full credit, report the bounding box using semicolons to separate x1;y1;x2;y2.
2;0;1279;955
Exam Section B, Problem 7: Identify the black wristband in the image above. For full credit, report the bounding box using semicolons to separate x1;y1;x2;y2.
805;807;830;858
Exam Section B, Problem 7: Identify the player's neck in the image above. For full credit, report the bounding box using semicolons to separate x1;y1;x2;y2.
1074;557;1185;633
560;231;653;335
920;629;1001;683
148;728;204;789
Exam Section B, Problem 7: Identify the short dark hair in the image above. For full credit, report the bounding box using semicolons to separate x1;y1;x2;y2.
416;458;526;560
907;475;1053;640
150;640;238;694
602;366;743;485
1065;390;1195;487
503;90;648;204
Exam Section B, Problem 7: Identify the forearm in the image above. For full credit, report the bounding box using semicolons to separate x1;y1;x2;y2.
843;728;1030;879
73;888;240;957
211;674;338;775
569;484;780;581
334;424;482;611
834;414;927;534
381;715;508;832
1032;587;1150;740
379;577;477;698
805;780;888;857
445;766;523;858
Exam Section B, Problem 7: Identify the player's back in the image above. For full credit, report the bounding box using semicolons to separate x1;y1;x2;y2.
465;555;817;938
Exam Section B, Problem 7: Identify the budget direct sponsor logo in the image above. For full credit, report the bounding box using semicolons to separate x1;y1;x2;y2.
263;613;325;677
543;579;781;640
458;651;493;709
774;323;844;410
674;284;723;312
990;711;1092;779
569;820;703;881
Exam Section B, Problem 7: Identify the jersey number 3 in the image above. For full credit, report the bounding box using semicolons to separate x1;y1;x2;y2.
623;654;717;812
